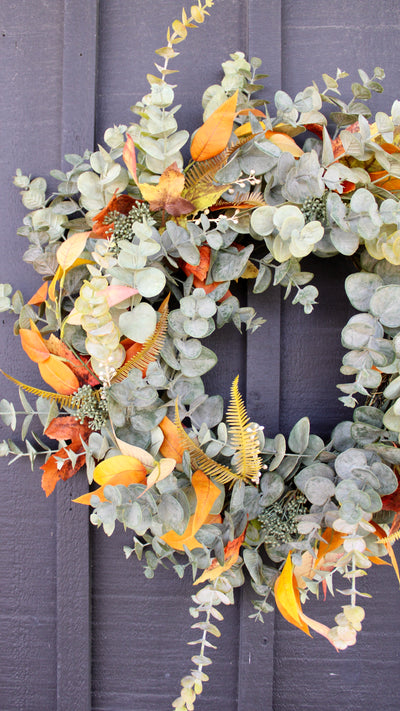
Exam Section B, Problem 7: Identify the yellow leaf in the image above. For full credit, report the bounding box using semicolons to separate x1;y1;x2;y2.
56;232;90;271
138;458;176;497
274;553;311;635
172;19;187;38
139;162;194;216
226;375;263;483
161;470;220;550
73;454;147;505
190;91;238;162
115;436;155;468
194;528;246;584
240;261;259;279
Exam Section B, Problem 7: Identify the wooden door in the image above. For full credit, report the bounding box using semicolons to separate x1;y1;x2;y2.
1;1;400;709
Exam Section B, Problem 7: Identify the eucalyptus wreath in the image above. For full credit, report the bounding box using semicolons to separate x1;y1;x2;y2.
3;2;400;708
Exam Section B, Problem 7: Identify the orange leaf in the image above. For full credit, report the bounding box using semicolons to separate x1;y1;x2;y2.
45;415;92;446
27;282;48;305
159;416;184;463
92;194;138;238
46;335;99;386
41;447;86;497
38;354;79;395
73;454;147;505
274;553;311;635
372;522;400;585
161;470;221;550
190;91;238;162
20;327;50;363
123;134;138;183
181;245;211;282
139;162;194;216
264;130;303;157
314;528;344;570
194;528;246;584
41;417;92;496
56;232;90;271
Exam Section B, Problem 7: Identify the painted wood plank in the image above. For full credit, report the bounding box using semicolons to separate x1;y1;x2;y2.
0;2;64;709
239;2;283;709
55;2;99;710
272;2;400;709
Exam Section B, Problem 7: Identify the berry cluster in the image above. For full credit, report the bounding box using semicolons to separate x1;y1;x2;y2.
301;195;327;224
258;493;308;546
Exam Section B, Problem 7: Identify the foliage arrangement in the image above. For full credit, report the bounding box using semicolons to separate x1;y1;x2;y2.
3;1;400;707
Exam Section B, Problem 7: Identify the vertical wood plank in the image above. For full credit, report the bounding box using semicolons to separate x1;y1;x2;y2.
56;2;98;709
239;2;282;709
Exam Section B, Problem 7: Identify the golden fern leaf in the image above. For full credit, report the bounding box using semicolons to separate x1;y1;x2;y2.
111;294;170;384
173;399;241;485
183;135;257;210
211;190;266;211
0;370;75;408
226;375;263;484
378;529;400;545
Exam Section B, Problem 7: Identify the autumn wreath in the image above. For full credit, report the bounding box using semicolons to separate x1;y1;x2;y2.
3;2;400;708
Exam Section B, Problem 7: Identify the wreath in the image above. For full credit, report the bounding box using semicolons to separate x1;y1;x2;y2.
3;2;400;708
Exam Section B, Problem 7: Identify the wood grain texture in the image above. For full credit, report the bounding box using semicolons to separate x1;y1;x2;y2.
2;1;400;709
55;2;98;709
0;1;64;709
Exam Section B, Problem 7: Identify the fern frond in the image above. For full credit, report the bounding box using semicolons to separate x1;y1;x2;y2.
111;294;170;384
378;529;400;546
183;135;257;209
212;190;266;211
226;375;263;484
0;370;75;408
174;400;241;485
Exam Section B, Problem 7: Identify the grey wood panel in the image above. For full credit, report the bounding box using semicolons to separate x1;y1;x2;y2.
56;3;99;710
0;2;64;709
273;2;400;709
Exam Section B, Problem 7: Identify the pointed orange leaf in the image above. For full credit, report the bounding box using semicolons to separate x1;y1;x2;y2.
56;232;90;271
27;282;48;305
181;245;211;281
314;528;344;571
190;91;238;162
159;416;184;463
372;522;400;585
46;335;99;386
20;327;50;363
38;354;79;395
139;162;194;216
161;470;221;550
73;454;147;505
274;553;311;635
194;528;246;585
123;134;138;183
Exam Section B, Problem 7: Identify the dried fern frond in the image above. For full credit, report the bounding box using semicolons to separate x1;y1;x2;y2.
111;294;170;384
183;135;257;209
378;529;400;546
226;375;263;484
0;370;76;408
212;190;266;211
174;399;241;485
